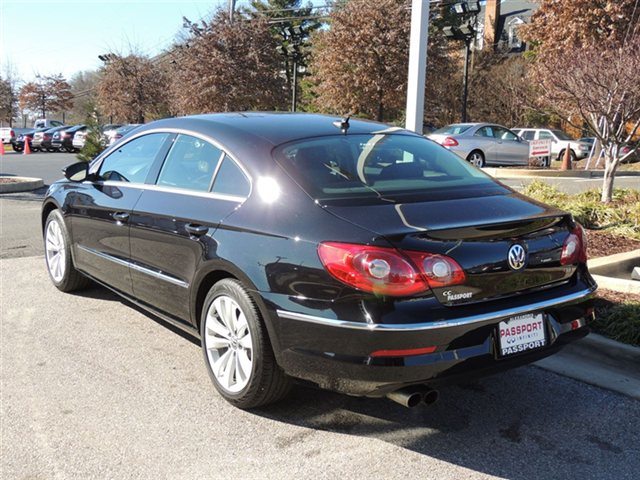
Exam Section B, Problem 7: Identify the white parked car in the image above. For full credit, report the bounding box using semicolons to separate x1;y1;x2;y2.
512;128;592;162
0;127;15;145
73;129;87;150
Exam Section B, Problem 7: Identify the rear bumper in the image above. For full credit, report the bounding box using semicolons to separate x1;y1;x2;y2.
268;286;596;396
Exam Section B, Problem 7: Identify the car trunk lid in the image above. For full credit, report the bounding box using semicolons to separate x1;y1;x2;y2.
321;193;577;305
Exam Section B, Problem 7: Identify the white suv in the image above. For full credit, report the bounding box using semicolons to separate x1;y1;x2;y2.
513;128;592;162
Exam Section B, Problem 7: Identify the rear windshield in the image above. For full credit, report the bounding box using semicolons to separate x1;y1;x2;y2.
432;124;473;135
273;134;506;202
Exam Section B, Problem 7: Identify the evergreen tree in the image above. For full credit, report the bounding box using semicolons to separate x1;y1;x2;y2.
77;118;106;162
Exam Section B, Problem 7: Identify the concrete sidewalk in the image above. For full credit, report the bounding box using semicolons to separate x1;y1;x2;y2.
536;333;640;400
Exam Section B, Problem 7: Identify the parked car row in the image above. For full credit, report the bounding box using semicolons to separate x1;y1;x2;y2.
9;123;142;153
426;123;617;168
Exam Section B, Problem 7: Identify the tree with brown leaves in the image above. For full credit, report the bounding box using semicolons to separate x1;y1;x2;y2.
19;74;73;119
310;0;410;122
170;10;286;114
97;54;168;124
521;0;640;202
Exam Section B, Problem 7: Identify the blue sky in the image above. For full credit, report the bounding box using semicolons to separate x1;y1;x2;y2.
0;0;290;84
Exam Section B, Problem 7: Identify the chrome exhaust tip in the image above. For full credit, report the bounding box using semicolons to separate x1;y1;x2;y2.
386;388;424;408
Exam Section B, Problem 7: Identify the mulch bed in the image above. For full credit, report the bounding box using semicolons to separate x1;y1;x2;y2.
587;229;640;258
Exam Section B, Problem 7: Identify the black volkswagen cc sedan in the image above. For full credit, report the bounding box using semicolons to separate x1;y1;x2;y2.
42;113;596;409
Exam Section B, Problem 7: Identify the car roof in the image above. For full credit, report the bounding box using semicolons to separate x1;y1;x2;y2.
135;113;418;152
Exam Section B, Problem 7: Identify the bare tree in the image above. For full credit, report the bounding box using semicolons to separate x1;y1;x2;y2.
535;35;640;202
468;54;537;128
170;10;286;114
19;74;73;119
521;0;640;202
97;54;168;123
68;70;101;123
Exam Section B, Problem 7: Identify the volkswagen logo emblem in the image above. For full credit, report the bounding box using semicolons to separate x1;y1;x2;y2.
508;244;526;271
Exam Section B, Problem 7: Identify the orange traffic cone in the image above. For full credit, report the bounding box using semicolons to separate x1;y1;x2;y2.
561;142;572;171
23;137;31;155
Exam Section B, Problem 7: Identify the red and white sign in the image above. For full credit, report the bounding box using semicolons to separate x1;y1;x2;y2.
529;139;552;157
498;313;546;356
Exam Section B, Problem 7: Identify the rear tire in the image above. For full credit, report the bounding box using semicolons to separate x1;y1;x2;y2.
467;150;485;168
559;149;577;162
200;279;291;409
44;209;90;292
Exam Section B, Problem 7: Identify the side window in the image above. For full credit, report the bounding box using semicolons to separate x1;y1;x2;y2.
539;131;554;140
495;128;518;141
474;126;494;138
211;155;250;197
520;131;535;141
156;135;223;192
99;133;170;183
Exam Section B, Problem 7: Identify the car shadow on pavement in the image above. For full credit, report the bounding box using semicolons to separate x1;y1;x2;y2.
71;283;201;347
254;367;639;480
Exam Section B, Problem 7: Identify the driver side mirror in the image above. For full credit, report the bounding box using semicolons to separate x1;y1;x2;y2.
63;161;92;182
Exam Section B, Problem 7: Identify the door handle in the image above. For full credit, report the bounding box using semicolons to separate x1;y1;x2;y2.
185;223;209;237
112;212;130;222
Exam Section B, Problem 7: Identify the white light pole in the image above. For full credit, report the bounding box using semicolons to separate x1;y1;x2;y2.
405;0;430;134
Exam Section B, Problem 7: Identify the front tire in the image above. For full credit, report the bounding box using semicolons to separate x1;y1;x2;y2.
44;210;90;292
467;150;485;168
200;279;290;409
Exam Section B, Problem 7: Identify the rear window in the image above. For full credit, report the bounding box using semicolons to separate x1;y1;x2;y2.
273;134;506;202
432;124;473;135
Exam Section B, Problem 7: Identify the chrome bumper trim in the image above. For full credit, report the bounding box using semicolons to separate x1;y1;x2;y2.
276;287;595;331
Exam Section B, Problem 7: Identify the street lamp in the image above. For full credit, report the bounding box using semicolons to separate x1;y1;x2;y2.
443;1;479;123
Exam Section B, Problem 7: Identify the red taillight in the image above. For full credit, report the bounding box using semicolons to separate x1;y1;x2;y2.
560;224;587;265
317;242;465;296
404;252;466;288
10;129;15;137
442;136;459;147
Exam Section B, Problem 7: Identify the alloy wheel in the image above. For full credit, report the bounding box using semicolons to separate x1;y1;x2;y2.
45;219;66;282
468;152;484;167
204;295;254;393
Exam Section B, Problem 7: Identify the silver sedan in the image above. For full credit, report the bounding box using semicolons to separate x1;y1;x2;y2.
428;123;532;168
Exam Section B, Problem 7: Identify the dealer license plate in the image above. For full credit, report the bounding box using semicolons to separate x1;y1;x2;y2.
498;313;546;357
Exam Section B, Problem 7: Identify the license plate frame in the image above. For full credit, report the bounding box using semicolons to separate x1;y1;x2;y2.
497;313;547;358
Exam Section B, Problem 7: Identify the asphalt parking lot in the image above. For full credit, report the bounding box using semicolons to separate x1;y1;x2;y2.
2;153;640;479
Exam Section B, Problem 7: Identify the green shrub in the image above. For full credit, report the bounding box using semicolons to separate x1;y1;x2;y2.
521;181;640;239
592;301;640;346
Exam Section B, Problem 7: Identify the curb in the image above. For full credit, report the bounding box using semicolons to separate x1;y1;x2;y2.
0;176;44;193
589;250;640;294
535;333;640;400
484;168;640;178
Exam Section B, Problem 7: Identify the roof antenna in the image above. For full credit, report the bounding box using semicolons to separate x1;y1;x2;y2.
333;115;350;135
